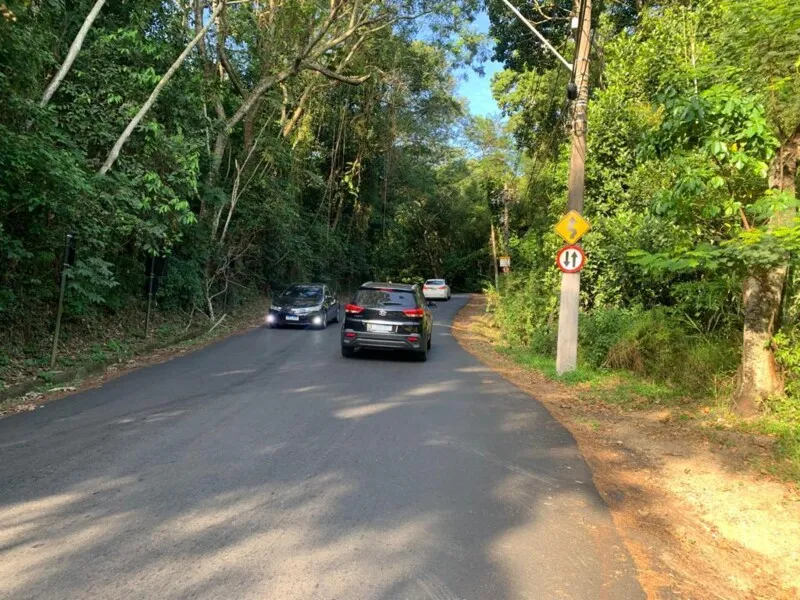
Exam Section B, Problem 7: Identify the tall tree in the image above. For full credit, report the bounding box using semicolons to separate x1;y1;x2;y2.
716;0;800;413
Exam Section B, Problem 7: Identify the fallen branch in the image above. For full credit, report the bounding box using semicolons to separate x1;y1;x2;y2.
208;313;228;333
181;307;196;333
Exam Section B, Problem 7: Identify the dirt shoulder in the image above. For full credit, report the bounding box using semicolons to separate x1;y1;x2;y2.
0;298;269;418
453;295;800;600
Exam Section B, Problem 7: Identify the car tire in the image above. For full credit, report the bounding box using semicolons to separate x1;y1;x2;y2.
318;313;327;329
341;346;355;358
415;347;428;362
332;308;339;323
427;336;432;350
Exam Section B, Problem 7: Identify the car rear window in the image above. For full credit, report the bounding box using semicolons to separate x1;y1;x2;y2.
354;289;418;308
426;280;445;286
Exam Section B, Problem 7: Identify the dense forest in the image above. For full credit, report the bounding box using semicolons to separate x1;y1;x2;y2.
2;0;800;432
485;0;800;423
0;0;492;371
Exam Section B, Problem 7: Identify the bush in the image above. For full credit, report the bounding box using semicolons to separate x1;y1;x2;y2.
601;308;737;395
774;329;800;398
579;307;642;369
156;256;205;311
490;270;559;348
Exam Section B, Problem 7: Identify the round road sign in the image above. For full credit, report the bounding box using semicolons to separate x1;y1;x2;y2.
556;245;586;273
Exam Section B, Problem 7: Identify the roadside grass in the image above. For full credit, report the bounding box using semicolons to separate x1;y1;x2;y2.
0;296;268;416
741;397;800;482
497;344;800;484
498;345;683;406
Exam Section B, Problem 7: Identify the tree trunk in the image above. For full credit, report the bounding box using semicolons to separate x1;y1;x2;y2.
206;69;293;186
736;268;787;415
244;102;258;152
734;127;799;415
40;0;107;107
100;0;225;174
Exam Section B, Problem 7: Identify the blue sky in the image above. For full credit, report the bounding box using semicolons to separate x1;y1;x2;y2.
456;12;503;116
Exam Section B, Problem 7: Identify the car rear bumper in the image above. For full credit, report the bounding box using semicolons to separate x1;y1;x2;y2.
423;289;448;299
341;330;424;352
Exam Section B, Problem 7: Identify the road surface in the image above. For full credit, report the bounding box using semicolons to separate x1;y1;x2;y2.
0;295;643;599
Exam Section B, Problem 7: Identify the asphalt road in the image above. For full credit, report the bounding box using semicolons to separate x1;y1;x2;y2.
0;295;643;600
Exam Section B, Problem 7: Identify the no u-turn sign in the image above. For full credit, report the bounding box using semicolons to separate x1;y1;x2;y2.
556;245;586;273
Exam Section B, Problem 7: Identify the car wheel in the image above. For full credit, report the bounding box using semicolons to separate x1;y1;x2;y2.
427;336;432;350
341;346;355;358
415;346;428;362
318;312;327;329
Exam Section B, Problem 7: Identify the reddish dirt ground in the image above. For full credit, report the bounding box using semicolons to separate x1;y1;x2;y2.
453;295;800;600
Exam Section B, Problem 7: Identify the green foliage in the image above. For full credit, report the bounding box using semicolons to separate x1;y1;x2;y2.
579;307;641;369
0;0;491;347
774;330;800;398
601;308;738;395
485;0;800;424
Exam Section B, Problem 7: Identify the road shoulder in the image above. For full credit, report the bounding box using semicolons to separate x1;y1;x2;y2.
0;299;268;419
453;294;800;600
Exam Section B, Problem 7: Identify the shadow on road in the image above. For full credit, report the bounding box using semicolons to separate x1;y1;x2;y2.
0;296;641;599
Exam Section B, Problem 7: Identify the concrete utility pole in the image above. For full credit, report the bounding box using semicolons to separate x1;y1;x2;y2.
490;223;500;290
502;184;510;256
556;0;591;374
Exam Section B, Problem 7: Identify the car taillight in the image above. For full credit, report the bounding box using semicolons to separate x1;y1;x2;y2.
345;331;356;338
402;308;425;317
345;304;364;314
407;335;419;342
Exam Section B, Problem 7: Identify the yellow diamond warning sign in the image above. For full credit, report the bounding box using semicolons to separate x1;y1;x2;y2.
554;210;590;245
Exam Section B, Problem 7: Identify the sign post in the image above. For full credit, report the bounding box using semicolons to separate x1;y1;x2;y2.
554;211;591;374
554;0;592;375
145;259;155;338
50;233;76;368
499;255;511;274
144;256;168;338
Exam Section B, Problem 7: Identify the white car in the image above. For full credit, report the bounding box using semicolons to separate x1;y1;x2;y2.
423;279;450;301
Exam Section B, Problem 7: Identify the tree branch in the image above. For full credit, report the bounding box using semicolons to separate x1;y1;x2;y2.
99;0;226;174
302;62;369;85
40;0;107;107
220;49;246;97
282;83;317;137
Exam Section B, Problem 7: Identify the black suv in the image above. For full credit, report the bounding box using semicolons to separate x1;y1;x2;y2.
341;282;434;361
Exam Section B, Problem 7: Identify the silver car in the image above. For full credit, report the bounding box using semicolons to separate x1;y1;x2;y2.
422;279;450;301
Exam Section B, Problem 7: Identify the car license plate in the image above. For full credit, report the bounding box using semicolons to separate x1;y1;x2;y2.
367;324;393;333
285;315;299;321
